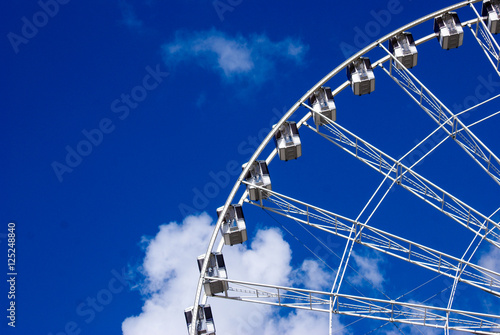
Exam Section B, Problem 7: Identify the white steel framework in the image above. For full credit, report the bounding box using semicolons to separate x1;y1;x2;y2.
189;1;500;334
242;183;500;297
207;277;500;334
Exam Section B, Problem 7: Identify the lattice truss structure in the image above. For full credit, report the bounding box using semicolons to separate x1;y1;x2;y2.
188;1;500;334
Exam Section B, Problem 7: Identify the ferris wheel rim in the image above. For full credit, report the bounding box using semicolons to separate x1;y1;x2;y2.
188;1;499;333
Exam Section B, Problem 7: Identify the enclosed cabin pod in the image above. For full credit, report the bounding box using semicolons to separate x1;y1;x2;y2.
184;304;215;335
242;160;271;201
434;12;464;49
482;0;500;34
389;32;418;69
308;87;336;125
217;204;247;246
273;121;302;161
197;252;228;296
347;57;375;96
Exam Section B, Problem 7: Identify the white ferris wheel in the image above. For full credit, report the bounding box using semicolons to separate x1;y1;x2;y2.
186;1;500;334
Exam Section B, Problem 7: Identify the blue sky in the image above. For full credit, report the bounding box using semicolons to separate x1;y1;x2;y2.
2;0;500;334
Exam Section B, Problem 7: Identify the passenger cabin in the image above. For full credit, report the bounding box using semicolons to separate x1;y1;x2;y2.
347;57;375;96
184;304;216;335
242;161;271;201
389;32;418;69
197;252;228;296
482;0;500;34
273;121;302;161
308;87;336;125
217;204;247;246
434;12;464;49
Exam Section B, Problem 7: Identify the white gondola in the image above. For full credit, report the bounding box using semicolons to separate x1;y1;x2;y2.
389;32;418;69
347;57;375;96
184;304;216;335
197;252;228;296
242;160;271;201
482;0;500;34
434;12;464;49
308;87;336;125
273;121;302;161
217;204;247;246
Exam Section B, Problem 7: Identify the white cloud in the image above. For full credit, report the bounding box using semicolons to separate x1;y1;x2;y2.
161;29;308;84
122;213;213;334
292;259;330;291
195;92;206;109
140;213;213;292
478;245;500;315
383;324;440;335
478;245;500;274
119;1;143;29
224;227;293;285
262;309;333;335
349;251;385;289
121;213;343;335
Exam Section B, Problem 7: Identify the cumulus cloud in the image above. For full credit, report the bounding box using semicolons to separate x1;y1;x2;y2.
262;309;333;335
478;244;500;315
122;213;342;335
478;245;500;274
161;29;308;84
383;324;440;335
349;251;385;289
223;227;293;285
122;213;213;334
292;259;330;291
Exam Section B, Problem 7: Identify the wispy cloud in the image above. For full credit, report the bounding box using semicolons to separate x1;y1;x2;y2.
195;92;206;109
478;245;500;315
121;213;343;334
292;259;330;291
119;1;143;29
479;245;500;275
161;29;308;85
383;324;440;335
350;251;385;289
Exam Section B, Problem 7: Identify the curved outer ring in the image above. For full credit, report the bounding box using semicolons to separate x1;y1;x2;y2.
189;1;483;332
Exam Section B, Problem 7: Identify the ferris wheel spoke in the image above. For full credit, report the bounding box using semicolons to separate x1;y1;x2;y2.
377;43;500;187
329;162;402;331
445;206;500;329
468;4;500;75
207;277;500;334
303;118;500;248
242;184;500;296
187;3;500;333
460;109;500;129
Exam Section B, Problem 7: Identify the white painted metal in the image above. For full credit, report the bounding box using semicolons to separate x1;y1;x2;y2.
188;1;499;334
216;204;247;246
303;116;500;246
470;2;500;74
378;42;500;187
273;121;302;161
206;277;500;334
434;12;464;49
242;183;500;296
309;87;336;126
347;57;375;95
185;305;216;335
242;160;271;201
197;252;228;296
389;32;418;69
483;0;500;33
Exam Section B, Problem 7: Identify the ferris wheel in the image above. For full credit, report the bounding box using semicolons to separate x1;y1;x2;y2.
186;0;500;334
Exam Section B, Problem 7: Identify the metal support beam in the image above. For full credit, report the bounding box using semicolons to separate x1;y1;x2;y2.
207;277;500;334
243;184;500;297
378;43;500;187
